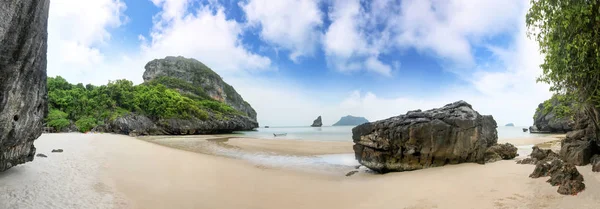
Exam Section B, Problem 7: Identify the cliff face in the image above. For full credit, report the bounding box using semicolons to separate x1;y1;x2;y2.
333;115;369;126
531;95;574;133
143;56;257;121
0;0;49;171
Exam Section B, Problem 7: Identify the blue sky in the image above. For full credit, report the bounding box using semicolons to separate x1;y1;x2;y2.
47;0;553;126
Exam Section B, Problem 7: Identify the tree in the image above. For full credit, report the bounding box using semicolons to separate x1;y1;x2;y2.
527;0;600;133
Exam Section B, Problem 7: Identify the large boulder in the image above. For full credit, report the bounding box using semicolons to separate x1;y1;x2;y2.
560;139;594;166
485;143;518;163
333;115;369;126
311;116;322;127
531;95;574;133
0;0;49;172
352;101;502;173
143;56;257;121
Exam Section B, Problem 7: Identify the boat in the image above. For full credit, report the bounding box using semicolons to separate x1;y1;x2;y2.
273;133;287;137
522;128;528;132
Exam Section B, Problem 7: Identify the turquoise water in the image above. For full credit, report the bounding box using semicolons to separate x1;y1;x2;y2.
233;125;551;142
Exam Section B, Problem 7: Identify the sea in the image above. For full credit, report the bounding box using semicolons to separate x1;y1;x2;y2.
233;125;548;142
224;125;552;173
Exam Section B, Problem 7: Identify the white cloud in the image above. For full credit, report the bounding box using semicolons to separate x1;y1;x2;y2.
47;0;127;81
392;0;522;65
141;3;272;75
322;0;393;76
241;0;323;62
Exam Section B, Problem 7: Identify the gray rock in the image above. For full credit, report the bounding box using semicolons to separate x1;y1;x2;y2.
518;146;560;164
51;149;63;153
548;163;585;195
143;56;258;121
485;143;518;163
345;170;358;177
352;101;499;173
36;153;47;158
106;112;259;136
311;116;322;127
531;96;574;133
0;0;49;172
560;139;593;166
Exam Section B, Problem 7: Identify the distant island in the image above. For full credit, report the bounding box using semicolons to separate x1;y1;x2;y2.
333;115;369;126
505;123;514;127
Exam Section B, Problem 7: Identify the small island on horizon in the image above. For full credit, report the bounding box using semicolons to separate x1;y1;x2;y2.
333;115;369;126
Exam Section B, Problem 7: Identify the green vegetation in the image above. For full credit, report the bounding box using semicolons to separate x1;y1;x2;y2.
527;0;600;110
46;76;242;132
539;94;574;119
45;109;70;131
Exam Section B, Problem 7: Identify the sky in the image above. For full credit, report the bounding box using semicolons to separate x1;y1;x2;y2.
47;0;552;127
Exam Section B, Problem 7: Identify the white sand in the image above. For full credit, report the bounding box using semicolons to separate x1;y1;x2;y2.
1;133;600;209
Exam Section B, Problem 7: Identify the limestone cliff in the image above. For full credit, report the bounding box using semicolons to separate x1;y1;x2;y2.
530;95;574;133
143;56;257;120
0;0;49;171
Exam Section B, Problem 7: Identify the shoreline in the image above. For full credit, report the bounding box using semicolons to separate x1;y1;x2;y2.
2;133;600;209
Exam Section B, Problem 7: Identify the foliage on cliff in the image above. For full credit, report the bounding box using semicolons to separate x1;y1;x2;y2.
537;94;575;120
527;0;600;110
46;76;243;132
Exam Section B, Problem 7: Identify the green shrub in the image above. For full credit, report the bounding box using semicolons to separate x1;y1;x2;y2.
46;109;71;131
75;117;97;132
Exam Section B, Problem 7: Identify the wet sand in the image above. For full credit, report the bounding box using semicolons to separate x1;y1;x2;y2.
2;133;600;209
140;135;354;156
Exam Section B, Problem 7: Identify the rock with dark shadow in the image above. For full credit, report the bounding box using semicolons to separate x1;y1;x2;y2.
352;101;505;173
311;116;322;127
0;0;49;172
485;143;518;163
517;146;560;164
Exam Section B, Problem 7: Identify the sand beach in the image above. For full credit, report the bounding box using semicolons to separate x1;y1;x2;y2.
1;133;599;209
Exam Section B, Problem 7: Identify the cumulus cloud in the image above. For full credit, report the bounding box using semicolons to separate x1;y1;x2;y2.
322;0;393;76
240;0;323;62
47;0;127;82
140;2;272;75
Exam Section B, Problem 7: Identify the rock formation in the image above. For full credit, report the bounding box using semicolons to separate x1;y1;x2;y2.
530;95;574;133
352;101;516;173
517;146;560;164
104;113;258;135
485;143;518;163
0;0;49;172
143;56;257;120
529;160;585;195
505;123;514;126
311;116;322;127
333;115;369;126
558;109;599;166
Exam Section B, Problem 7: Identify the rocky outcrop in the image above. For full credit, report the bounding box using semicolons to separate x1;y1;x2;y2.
311;116;322;127
333;115;369;126
517;146;560;164
143;56;257;121
104;112;258;136
0;0;49;172
530;95;574;133
558;109;599;166
352;101;514;173
485;143;518;163
529;159;585;195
